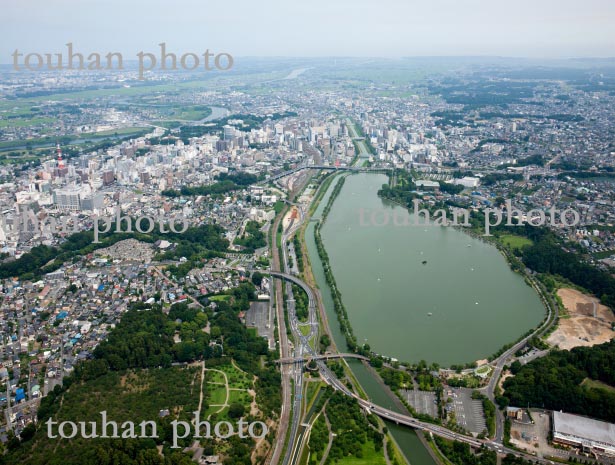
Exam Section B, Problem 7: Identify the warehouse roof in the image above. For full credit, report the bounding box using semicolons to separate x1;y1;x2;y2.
553;411;615;447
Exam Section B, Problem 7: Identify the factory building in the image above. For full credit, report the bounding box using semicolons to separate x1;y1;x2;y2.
552;411;615;456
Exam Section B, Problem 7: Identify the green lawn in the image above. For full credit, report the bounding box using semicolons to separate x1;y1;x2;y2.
0;116;55;128
0;126;149;153
205;369;226;384
304;381;324;412
0;155;40;165
205;368;224;384
206;363;252;406
204;404;227;419
207;385;227;405
75;126;149;138
299;325;311;337
168;105;212;121
334;441;387;465
582;378;615;394
475;365;492;376
499;234;534;249
204;363;255;421
229;389;251;405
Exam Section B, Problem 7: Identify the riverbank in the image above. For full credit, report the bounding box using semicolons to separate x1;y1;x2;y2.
296;175;340;354
313;175;360;352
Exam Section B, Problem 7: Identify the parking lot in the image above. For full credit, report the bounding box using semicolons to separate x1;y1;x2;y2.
245;300;274;349
447;388;486;434
401;389;438;418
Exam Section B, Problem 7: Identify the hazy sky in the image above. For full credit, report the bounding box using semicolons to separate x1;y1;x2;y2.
3;0;614;62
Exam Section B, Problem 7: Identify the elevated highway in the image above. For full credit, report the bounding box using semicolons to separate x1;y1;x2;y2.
256;268;562;464
275;353;369;365
256;269;485;450
258;165;392;185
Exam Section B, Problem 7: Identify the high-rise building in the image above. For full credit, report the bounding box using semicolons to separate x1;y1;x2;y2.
53;187;81;211
216;140;231;152
223;125;235;141
102;171;115;186
52;185;98;211
79;193;104;211
139;172;151;185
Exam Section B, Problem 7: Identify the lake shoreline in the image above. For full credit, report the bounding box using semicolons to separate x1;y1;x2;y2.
315;173;545;367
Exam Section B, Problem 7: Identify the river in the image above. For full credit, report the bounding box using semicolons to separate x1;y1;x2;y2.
199;105;230;122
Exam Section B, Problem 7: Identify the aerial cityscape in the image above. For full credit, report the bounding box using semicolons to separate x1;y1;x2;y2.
1;2;615;465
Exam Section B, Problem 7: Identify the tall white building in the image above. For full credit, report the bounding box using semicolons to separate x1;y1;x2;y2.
52;185;101;211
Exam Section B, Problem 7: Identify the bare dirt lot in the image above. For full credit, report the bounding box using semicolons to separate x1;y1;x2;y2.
547;288;615;350
498;370;513;393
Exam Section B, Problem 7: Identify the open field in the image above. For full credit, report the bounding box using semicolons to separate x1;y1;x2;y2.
160;105;212;121
475;365;492;376
204;362;254;420
581;377;615;394
229;389;252;404
76;126;149;138
547;288;615;350
333;441;387;465
499;234;534;249
0;126;149;154
206;369;226;384
0;71;285;110
0;116;55;128
299;324;311;337
208;384;228;405
209;294;231;302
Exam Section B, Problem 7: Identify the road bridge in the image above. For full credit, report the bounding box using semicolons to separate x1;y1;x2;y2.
258;165;393;185
255;268;486;449
245;264;558;463
275;353;369;365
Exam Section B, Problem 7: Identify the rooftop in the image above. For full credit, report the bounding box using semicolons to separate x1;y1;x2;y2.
553;411;615;447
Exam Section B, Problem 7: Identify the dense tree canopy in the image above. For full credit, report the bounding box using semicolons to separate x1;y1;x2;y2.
233;221;266;252
521;234;615;309
503;340;615;421
161;172;258;197
8;282;280;465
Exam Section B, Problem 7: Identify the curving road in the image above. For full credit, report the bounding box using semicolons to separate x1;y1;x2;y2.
479;250;559;443
268;270;565;465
